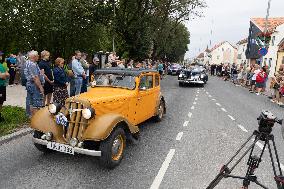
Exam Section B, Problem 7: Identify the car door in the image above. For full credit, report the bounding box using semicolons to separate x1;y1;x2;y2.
135;74;155;124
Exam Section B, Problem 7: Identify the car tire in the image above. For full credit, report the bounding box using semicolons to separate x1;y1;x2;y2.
179;82;184;87
154;100;165;122
99;127;126;169
33;131;52;153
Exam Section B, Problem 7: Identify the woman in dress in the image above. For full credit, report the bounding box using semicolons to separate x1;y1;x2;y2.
53;58;69;106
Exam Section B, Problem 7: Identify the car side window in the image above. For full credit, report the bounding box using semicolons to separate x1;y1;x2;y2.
155;75;160;87
139;75;153;90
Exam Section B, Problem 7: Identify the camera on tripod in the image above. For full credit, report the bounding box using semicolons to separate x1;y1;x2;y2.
257;110;283;134
207;111;284;189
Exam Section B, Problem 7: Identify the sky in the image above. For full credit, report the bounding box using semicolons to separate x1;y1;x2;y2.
184;0;284;59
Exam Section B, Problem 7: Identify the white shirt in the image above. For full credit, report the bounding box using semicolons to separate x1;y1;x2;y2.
252;69;261;80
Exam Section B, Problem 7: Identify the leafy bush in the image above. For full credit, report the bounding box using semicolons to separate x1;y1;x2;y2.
0;106;29;137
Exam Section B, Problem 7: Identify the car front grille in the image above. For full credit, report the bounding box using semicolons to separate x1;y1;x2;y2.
62;99;90;142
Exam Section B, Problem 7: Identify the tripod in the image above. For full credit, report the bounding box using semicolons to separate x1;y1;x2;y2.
207;129;284;189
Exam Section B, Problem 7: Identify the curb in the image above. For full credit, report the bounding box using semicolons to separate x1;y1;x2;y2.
0;127;33;146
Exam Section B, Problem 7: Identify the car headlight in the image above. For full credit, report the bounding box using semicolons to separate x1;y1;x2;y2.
201;75;204;79
70;138;78;147
48;103;61;114
82;108;95;120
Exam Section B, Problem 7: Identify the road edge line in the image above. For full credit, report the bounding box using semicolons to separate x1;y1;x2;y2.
0;127;33;146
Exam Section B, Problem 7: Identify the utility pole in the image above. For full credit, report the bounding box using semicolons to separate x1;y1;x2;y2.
264;0;272;34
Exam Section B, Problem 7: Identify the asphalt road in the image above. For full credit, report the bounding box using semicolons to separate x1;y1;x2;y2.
1;75;284;189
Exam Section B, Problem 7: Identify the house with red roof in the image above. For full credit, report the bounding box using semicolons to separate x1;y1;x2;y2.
209;41;237;65
246;17;284;75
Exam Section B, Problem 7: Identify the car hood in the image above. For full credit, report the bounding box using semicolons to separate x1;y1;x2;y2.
75;87;135;116
78;87;135;104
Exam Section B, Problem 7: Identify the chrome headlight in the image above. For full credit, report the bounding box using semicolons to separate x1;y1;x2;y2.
48;103;61;114
82;108;95;120
70;138;78;147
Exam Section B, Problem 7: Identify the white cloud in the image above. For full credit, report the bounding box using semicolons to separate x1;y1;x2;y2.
185;0;284;59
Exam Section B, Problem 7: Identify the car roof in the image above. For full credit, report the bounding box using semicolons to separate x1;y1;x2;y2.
94;68;158;77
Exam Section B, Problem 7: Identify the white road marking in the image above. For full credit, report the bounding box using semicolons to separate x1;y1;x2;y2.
228;115;235;121
216;103;221;107
209;95;212;98
193;102;197;105
237;125;248;132
195;98;198;101
212;99;216;101
188;112;192;118
196;95;199;97
197;91;199;94
150;149;175;189
176;132;184;141
206;92;209;94
183;121;189;127
221;108;227;112
191;106;195;110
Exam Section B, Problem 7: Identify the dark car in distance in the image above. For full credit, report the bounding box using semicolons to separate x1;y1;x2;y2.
178;66;208;87
168;64;182;75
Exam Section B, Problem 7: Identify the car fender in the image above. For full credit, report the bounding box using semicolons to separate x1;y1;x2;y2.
82;113;139;141
30;108;66;143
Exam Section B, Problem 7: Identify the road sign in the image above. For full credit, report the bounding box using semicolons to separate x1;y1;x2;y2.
258;47;268;56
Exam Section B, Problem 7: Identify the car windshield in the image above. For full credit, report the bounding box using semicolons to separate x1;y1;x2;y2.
94;73;136;90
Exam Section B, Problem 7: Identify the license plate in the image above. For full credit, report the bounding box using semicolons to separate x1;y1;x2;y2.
47;142;74;155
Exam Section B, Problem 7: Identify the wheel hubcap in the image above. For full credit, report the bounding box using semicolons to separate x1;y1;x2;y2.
112;135;124;161
159;103;164;118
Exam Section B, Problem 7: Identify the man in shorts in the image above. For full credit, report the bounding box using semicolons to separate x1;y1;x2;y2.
24;50;45;116
0;51;10;121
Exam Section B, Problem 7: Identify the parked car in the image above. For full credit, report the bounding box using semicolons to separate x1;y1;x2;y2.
168;63;182;75
31;68;166;169
178;66;208;87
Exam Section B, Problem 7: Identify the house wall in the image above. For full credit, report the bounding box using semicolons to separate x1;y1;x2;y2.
276;51;284;73
237;42;248;66
262;24;284;76
210;42;237;65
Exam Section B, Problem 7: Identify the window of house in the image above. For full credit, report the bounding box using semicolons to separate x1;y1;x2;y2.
268;58;272;68
271;36;276;46
217;55;220;60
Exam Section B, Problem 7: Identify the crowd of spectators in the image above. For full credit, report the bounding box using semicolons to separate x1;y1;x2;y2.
0;49;172;120
210;63;284;107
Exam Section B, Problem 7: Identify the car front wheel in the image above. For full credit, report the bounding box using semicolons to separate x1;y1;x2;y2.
99;127;126;169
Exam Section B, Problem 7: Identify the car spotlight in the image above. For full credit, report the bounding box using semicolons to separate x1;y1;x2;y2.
48;103;61;114
82;108;95;120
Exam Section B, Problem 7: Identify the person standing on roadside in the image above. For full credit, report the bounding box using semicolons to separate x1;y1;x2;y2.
80;53;89;93
255;66;267;95
70;51;85;96
24;50;45;116
53;58;69;106
157;61;164;80
0;52;10;121
15;52;26;85
6;54;17;86
39;50;54;106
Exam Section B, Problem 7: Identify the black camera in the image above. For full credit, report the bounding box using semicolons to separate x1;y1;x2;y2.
257;110;283;134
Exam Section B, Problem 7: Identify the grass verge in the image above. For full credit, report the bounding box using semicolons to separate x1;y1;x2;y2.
0;106;29;137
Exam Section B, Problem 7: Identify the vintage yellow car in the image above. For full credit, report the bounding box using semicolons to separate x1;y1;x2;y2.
31;68;166;168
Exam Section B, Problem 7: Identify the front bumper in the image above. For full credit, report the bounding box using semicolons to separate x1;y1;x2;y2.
33;138;102;157
178;79;204;84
